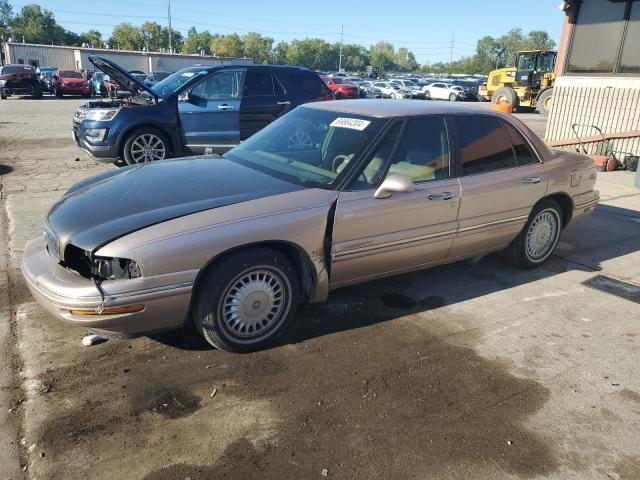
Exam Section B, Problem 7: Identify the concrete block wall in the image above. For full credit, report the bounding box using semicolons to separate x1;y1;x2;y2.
545;76;640;158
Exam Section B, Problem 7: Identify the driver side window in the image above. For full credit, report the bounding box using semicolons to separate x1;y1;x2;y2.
350;117;450;189
191;70;243;100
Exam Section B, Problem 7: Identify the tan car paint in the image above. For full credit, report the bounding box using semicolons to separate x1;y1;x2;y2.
22;101;599;336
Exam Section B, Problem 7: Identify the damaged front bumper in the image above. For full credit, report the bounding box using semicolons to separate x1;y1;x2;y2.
21;236;193;336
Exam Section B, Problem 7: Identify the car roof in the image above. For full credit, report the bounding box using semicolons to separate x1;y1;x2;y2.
302;99;502;118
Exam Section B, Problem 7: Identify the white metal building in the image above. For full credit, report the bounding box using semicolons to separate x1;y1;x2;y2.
1;42;253;72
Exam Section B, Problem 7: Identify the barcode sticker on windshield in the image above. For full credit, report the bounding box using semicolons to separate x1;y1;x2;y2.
330;118;371;131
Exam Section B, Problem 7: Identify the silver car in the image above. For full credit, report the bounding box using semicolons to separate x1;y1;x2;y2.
22;100;599;352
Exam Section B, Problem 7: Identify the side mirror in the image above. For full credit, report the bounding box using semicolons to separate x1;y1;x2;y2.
374;174;415;199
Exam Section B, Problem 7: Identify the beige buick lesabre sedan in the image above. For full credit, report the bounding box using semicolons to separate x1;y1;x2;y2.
22;100;599;352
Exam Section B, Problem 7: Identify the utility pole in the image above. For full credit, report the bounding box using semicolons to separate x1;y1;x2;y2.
338;24;343;72
168;0;172;53
449;33;454;67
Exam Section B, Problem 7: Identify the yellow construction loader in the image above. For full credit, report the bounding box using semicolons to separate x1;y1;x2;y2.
478;50;556;115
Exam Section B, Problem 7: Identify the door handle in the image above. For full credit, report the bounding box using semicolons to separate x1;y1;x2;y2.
277;101;291;105
217;104;233;110
522;176;541;184
428;192;453;201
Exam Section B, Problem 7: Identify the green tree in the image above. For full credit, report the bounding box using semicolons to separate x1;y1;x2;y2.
0;0;12;41
163;27;183;52
140;21;163;51
242;32;273;64
370;41;396;69
525;30;556;51
10;4;67;44
109;23;143;50
286;38;335;70
272;40;289;64
183;27;213;55
80;29;103;48
341;43;369;71
394;47;419;71
210;33;243;57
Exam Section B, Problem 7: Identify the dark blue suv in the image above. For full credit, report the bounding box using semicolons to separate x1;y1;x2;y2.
73;56;334;165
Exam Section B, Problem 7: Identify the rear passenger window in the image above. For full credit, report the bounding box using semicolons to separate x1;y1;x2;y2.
273;75;285;95
502;121;538;166
244;72;274;96
291;72;331;99
456;116;517;175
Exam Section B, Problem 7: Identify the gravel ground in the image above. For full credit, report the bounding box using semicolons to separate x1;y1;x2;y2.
0;96;639;480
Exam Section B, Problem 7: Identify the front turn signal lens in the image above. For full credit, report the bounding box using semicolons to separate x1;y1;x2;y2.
70;304;145;316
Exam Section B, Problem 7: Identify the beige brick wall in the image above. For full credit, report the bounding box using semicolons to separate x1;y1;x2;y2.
545;76;640;159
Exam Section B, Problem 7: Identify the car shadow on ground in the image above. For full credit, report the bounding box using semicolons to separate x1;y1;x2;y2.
153;202;640;352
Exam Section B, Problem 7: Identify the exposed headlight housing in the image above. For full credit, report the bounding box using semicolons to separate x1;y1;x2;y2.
92;256;142;280
84;109;120;121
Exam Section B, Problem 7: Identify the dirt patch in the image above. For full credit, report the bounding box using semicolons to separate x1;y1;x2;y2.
35;284;557;479
131;388;202;419
619;388;640;405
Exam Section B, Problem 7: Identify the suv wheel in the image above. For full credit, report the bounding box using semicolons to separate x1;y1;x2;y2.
192;248;300;352
505;200;563;269
122;127;170;165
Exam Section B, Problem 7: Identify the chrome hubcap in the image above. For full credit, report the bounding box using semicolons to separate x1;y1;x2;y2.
526;210;559;261
131;134;166;163
220;269;287;339
288;131;313;150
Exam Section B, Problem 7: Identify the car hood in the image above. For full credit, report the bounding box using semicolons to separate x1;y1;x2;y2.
47;157;304;256
89;55;158;100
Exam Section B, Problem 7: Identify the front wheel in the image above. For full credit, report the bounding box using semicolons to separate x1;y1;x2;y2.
192;248;300;353
55;88;63;98
122;127;170;165
449;93;458;102
504;200;563;269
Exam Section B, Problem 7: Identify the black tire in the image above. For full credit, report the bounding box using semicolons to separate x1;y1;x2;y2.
55;88;63;98
0;94;6;100
449;93;458;102
192;248;300;353
424;91;431;100
537;88;553;116
122;127;170;165
504;199;563;269
32;85;43;99
492;87;520;111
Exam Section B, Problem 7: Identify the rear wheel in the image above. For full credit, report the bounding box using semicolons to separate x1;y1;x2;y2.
537;88;554;116
504;199;563;269
55;87;63;98
192;248;300;352
0;93;6;100
122;127;170;165
32;85;43;99
492;87;519;111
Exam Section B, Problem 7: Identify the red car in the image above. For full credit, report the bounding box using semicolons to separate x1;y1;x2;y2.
52;69;91;98
320;76;359;99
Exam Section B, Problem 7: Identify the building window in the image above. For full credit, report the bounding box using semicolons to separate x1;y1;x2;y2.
566;0;638;75
620;2;640;73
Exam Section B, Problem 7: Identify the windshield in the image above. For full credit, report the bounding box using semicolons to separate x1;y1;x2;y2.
1;65;33;75
151;68;207;98
60;71;84;79
517;53;536;70
226;108;382;189
154;72;171;81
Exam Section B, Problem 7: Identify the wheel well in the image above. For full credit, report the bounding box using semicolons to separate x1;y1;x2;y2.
539;193;573;227
117;124;175;159
189;241;316;315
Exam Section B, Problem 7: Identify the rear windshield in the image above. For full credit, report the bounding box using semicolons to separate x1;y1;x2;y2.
292;71;332;99
1;65;34;75
60;71;84;79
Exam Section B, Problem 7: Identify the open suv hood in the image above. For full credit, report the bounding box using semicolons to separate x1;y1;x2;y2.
89;55;158;101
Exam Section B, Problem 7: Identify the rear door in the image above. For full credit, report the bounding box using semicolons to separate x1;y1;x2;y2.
331;117;460;286
240;69;291;140
449;114;548;258
178;69;244;153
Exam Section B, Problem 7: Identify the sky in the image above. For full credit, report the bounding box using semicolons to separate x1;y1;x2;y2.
11;0;565;64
